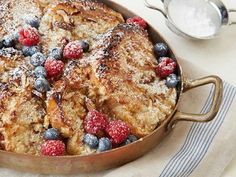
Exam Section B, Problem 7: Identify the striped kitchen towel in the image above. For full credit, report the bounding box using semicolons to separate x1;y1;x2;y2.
0;59;235;177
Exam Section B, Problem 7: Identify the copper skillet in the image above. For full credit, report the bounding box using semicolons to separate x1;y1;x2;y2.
0;0;223;174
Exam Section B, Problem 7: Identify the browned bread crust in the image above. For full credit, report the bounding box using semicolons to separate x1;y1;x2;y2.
0;0;177;156
88;24;177;137
46;61;95;155
46;24;177;155
0;0;42;37
39;0;124;53
0;61;45;155
0;0;44;154
0;0;125;155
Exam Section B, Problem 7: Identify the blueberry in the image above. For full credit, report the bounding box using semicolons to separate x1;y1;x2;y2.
154;43;169;57
22;46;40;56
127;135;138;142
122;135;138;145
34;66;47;78
83;134;99;149
79;41;89;53
34;77;50;92
166;74;179;88
26;16;40;29
31;52;46;66
97;137;112;152
2;36;15;48
48;47;62;60
43;128;60;140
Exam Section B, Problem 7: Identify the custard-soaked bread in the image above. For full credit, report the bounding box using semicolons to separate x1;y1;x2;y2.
46;61;96;155
46;60;116;155
46;62;88;138
0;79;45;155
0;55;45;155
47;24;177;155
39;0;124;53
0;48;25;82
88;24;177;137
0;0;42;37
0;0;177;155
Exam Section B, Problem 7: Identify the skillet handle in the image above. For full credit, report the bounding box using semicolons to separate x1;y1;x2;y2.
167;75;223;131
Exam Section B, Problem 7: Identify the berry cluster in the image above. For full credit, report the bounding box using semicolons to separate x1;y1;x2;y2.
32;40;89;92
154;43;179;87
83;110;138;152
0;16;90;93
41;128;65;156
1;14;179;156
125;17;179;88
41;110;138;156
18;25;53;92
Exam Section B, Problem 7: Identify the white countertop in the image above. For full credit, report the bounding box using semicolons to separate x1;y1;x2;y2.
112;0;236;176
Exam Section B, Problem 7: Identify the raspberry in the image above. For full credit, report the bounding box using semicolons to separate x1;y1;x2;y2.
18;27;40;46
155;57;176;78
44;58;64;78
126;16;148;29
41;140;65;156
84;110;108;136
106;120;130;144
63;40;83;59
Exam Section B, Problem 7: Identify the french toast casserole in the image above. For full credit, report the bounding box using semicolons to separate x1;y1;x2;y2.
0;0;178;156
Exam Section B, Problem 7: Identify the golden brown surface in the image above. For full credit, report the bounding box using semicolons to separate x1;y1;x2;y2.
0;0;45;154
0;0;126;155
88;24;177;137
0;0;42;37
0;48;25;81
46;61;96;155
0;60;45;155
46;24;177;155
0;0;177;156
39;0;124;53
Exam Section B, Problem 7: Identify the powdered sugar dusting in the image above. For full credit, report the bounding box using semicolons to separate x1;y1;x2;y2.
0;47;22;58
0;0;178;156
85;24;177;133
0;0;42;35
9;67;24;80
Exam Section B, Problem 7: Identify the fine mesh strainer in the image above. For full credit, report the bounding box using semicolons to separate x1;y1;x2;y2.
144;0;236;39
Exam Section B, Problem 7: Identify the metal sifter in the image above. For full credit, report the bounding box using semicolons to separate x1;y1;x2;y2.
144;0;236;39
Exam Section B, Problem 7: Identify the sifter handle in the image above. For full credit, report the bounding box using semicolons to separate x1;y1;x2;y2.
144;0;167;18
228;9;236;25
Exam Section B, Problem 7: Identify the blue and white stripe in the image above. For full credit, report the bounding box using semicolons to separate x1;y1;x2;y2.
160;82;236;177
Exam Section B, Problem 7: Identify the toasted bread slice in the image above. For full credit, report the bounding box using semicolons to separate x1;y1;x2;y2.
0;48;24;80
0;0;42;37
46;62;88;138
39;0;124;53
88;24;177;137
0;89;45;155
0;51;45;155
47;24;177;155
0;0;177;156
46;61;96;155
0;48;35;83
